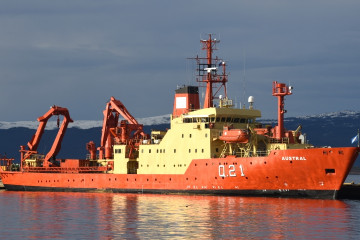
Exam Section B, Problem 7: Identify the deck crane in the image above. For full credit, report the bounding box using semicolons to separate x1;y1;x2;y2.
95;96;148;160
20;106;73;168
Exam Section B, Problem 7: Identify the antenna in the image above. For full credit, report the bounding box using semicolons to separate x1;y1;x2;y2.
192;34;227;109
185;58;192;86
242;50;246;109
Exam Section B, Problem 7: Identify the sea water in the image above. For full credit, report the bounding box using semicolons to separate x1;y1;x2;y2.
0;175;359;239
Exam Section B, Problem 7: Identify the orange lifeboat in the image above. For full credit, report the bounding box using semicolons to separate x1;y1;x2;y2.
219;127;249;143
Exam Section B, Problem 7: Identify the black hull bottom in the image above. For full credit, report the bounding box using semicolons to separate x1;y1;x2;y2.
3;184;338;199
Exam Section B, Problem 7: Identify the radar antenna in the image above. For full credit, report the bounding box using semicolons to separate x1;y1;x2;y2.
192;34;228;108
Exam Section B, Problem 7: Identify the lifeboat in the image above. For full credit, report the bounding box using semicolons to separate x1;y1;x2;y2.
219;127;249;143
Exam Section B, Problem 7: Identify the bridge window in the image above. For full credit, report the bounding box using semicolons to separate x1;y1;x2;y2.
201;117;209;123
183;118;192;123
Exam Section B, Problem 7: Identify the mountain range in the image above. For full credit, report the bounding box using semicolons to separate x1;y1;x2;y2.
1;110;359;166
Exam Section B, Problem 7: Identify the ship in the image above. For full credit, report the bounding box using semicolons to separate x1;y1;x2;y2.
0;34;359;199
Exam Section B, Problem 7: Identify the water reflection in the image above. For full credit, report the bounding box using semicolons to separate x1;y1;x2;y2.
1;191;360;239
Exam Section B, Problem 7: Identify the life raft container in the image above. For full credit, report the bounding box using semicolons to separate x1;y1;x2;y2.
219;128;249;143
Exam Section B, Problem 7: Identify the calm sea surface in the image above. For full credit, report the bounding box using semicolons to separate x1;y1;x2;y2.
1;175;360;239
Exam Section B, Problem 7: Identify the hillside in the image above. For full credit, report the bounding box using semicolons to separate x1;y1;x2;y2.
1;111;359;166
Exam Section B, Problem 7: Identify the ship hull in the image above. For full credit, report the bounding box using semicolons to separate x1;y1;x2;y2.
3;184;336;199
1;147;358;199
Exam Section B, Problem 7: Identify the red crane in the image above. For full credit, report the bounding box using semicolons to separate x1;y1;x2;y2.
20;106;73;168
96;97;148;160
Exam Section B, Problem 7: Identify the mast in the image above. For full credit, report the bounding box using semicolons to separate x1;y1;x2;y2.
272;81;292;139
195;34;228;109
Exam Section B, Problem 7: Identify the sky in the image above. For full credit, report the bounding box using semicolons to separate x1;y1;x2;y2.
0;0;359;121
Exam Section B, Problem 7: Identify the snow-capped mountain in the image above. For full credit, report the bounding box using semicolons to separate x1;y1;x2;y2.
296;110;360;120
1;111;359;130
0;114;171;130
1;111;359;166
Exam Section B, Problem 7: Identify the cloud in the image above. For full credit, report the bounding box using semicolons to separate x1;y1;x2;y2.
0;1;359;121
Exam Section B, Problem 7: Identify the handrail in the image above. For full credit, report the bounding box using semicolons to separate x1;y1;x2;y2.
269;137;289;144
22;166;108;173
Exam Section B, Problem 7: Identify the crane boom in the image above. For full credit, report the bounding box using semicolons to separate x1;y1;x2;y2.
109;96;139;125
97;96;147;159
23;106;73;167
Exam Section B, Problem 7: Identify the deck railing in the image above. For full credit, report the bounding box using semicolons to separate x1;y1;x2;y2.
22;166;108;173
